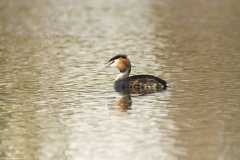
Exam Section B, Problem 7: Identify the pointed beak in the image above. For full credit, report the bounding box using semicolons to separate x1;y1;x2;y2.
99;61;112;68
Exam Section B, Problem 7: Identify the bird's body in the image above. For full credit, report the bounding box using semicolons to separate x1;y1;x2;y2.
114;74;168;89
101;54;169;90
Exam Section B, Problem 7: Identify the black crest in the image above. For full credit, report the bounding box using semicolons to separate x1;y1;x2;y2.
109;54;128;62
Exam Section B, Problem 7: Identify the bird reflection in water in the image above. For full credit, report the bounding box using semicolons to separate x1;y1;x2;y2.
114;87;166;111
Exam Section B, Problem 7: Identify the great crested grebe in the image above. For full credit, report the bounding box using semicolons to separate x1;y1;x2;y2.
101;54;170;89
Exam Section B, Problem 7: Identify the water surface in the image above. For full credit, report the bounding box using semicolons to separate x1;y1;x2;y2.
0;0;240;160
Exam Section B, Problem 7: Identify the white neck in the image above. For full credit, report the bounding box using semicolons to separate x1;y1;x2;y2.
114;69;130;83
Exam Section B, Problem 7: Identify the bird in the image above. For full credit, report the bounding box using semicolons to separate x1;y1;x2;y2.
100;54;169;90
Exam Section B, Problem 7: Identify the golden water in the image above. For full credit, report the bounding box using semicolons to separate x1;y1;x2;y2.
0;0;240;160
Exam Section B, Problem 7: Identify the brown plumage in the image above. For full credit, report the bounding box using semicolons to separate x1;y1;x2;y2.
116;57;131;73
118;74;168;89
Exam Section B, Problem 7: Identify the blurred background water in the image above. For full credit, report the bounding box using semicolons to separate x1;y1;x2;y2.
0;0;240;160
